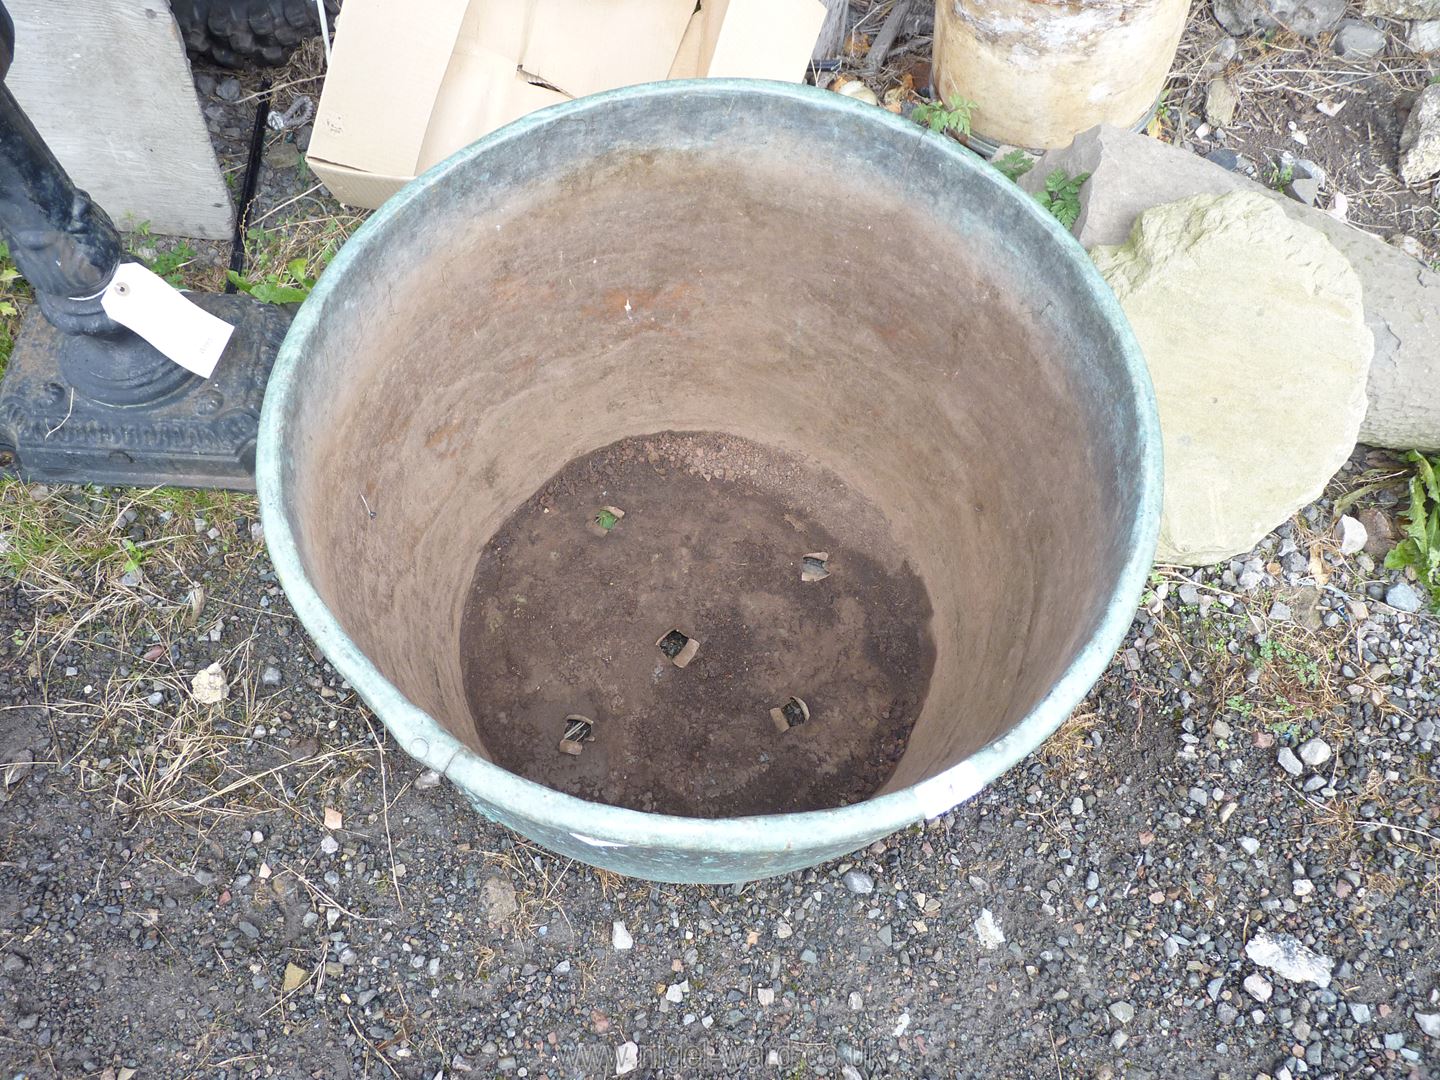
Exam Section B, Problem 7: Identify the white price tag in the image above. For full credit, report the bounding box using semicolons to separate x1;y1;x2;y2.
99;262;235;379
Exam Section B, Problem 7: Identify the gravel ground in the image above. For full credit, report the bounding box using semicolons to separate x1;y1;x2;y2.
1;458;1436;1079
3;5;1440;1079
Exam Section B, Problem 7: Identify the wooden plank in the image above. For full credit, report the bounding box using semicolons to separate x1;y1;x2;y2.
864;0;913;73
7;0;234;240
812;0;850;61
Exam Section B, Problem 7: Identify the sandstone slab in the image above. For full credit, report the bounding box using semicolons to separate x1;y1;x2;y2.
1020;124;1440;452
1090;192;1372;565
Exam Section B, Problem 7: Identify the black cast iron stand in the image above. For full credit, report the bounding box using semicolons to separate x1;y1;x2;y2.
0;2;291;489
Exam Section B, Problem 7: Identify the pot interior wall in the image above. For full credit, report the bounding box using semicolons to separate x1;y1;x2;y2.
275;91;1142;804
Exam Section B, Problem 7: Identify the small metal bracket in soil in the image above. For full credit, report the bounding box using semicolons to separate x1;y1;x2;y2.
801;552;831;582
657;629;700;668
558;714;595;756
588;505;625;537
770;696;810;733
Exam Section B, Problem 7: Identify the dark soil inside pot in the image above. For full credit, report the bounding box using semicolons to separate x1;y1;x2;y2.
459;430;937;817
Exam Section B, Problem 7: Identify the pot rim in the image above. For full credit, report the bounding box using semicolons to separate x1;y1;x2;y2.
255;78;1162;858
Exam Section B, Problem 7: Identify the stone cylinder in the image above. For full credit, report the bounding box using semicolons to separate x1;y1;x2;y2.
934;0;1190;150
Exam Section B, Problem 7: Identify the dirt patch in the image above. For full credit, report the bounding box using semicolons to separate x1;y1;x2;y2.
458;431;936;818
1166;10;1440;260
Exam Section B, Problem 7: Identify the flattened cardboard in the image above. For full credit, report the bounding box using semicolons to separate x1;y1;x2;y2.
707;0;826;78
523;0;695;98
309;0;826;210
305;160;414;210
418;47;564;173
310;0;469;178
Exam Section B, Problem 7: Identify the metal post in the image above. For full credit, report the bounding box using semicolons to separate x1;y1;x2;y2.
0;0;293;489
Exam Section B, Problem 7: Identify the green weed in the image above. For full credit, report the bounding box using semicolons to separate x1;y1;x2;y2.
227;259;315;305
0;480;255;579
229;218;353;305
1384;451;1440;612
0;241;31;377
0;484;127;576
120;538;145;575
912;96;976;138
1268;163;1295;190
129;221;200;288
1259;639;1323;690
1265;717;1301;741
992;149;1034;183
146;241;199;288
1033;169;1090;229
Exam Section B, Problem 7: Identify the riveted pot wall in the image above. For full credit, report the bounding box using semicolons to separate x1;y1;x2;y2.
256;80;1161;883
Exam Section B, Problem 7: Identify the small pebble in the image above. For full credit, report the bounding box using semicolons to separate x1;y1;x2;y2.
1297;737;1331;767
842;869;875;896
1244;974;1272;1002
1334;515;1367;556
1385;582;1424;613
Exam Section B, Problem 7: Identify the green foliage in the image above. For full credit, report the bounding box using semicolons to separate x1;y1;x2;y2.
229;220;349;305
1152;88;1175;131
1384;451;1440;612
0;480;256;579
1033;169;1090;229
1268;163;1294;190
129;221;200;288
227;257;316;305
594;508;620;531
911;96;976;137
120;538;145;574
0;246;20;319
0;241;30;377
1258;639;1322;690
1265;718;1301;740
146;241;199;288
992;149;1034;183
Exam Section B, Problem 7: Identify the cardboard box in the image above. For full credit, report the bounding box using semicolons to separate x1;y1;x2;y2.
309;0;826;209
